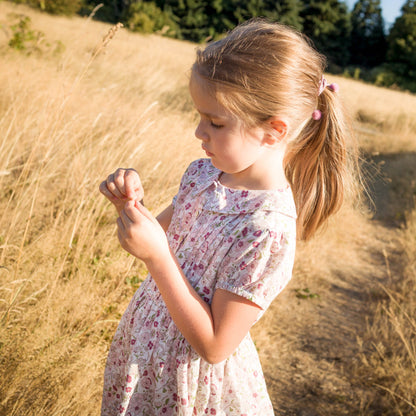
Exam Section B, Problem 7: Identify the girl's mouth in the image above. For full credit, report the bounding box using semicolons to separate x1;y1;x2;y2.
202;145;213;157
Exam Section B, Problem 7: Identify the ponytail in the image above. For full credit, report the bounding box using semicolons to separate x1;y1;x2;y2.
284;87;358;241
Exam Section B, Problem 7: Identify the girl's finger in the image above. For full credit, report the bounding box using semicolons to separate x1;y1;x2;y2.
116;216;125;232
107;174;125;199
100;181;120;201
125;170;143;200
117;226;125;247
135;200;157;224
120;206;136;227
99;180;112;197
113;169;128;197
123;200;143;223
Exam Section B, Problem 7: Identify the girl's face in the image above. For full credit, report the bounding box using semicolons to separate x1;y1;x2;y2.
189;74;268;179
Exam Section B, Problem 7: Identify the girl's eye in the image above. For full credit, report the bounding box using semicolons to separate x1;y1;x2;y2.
210;121;223;129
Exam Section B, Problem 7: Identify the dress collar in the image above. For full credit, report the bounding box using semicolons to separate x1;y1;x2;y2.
191;161;297;218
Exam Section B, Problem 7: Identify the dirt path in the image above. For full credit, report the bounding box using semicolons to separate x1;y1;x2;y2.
252;151;416;415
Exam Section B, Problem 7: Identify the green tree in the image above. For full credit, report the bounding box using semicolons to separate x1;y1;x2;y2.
155;0;210;41
124;1;179;36
81;0;304;42
387;0;416;79
82;0;134;23
350;0;386;67
213;0;303;34
301;0;351;68
153;0;304;42
273;0;304;30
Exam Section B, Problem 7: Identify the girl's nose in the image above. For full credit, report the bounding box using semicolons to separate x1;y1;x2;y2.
195;122;208;142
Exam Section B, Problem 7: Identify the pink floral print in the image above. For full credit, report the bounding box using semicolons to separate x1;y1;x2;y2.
101;159;297;415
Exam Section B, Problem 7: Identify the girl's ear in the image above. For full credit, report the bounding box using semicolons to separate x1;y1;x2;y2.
263;117;288;146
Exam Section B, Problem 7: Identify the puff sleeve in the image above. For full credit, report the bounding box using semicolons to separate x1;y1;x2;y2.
215;217;296;311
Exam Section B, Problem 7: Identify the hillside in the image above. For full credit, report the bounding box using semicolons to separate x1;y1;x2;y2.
0;2;415;415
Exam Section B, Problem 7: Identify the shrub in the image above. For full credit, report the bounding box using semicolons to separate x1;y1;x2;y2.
8;14;43;52
371;66;399;88
367;64;416;92
341;66;364;80
7;13;65;56
9;0;83;15
37;0;83;15
123;2;178;37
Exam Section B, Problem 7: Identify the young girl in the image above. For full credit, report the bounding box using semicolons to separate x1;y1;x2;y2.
99;19;356;415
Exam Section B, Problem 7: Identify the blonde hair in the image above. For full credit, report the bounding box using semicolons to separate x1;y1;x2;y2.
192;18;359;240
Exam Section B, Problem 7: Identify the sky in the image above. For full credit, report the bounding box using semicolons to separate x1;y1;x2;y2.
345;0;406;28
379;0;405;26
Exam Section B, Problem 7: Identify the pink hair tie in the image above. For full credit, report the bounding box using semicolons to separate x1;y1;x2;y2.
312;110;322;120
328;83;339;93
313;77;340;120
318;76;340;95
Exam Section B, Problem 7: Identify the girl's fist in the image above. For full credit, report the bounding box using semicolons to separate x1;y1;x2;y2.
99;168;144;214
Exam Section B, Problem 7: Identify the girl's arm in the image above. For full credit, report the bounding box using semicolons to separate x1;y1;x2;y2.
156;204;174;232
145;253;261;364
117;200;261;364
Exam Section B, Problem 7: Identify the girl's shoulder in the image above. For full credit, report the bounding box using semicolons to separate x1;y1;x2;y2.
181;158;217;184
176;158;219;195
206;181;297;221
172;159;217;208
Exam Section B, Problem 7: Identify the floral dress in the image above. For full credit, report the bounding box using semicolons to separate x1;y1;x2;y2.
101;158;297;416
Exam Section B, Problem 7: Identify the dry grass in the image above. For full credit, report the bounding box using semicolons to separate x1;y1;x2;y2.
0;3;198;415
0;2;415;415
332;75;416;155
355;207;416;415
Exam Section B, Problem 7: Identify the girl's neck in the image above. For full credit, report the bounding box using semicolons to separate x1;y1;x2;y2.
219;154;289;191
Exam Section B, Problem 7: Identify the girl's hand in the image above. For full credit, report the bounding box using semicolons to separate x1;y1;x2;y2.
117;200;170;263
99;168;144;215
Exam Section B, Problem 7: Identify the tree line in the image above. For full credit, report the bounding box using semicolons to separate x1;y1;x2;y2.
9;0;416;92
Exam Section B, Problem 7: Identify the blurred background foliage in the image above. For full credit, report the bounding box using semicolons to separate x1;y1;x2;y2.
6;0;416;91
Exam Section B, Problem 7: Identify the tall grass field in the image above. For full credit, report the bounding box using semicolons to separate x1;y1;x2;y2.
0;2;415;415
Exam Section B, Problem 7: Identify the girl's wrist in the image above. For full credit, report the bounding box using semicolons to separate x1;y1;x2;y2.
144;246;175;275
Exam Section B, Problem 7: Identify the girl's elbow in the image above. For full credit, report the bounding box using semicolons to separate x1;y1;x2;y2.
203;354;226;365
201;346;231;364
